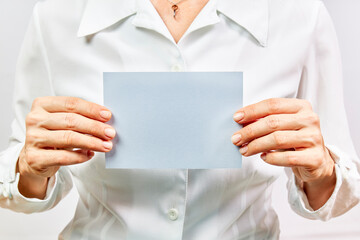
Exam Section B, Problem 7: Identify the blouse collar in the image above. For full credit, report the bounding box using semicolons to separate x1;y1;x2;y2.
77;0;268;47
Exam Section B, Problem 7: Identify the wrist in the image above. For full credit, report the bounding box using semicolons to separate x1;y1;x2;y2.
16;149;49;199
302;149;336;210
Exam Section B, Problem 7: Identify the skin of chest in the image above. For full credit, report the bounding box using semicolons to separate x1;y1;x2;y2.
150;0;210;43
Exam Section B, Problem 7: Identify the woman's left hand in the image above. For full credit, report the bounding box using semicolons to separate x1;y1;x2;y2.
231;98;336;210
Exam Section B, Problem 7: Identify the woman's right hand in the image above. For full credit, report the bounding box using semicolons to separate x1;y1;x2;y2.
17;96;116;199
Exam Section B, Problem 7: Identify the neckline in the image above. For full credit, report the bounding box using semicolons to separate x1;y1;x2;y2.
132;0;220;45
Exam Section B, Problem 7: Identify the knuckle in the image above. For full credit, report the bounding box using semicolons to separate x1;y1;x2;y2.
285;152;298;166
266;116;280;130
306;112;320;126
310;130;323;145
273;132;286;147
25;114;34;126
65;97;79;112
25;112;42;126
243;126;255;139
301;99;313;110
25;150;38;166
267;98;281;113
294;114;304;128
31;97;43;109
26;129;39;144
64;113;77;129
63;131;75;146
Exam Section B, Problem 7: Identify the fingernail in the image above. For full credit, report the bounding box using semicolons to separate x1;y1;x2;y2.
100;110;111;119
103;141;113;150
105;128;116;138
239;145;248;155
233;112;244;122
261;153;267;160
231;134;242;144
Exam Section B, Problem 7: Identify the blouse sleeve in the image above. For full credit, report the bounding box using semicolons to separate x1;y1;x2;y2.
0;3;72;213
286;1;360;221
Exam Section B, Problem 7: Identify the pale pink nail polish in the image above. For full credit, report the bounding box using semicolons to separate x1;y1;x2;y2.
239;146;248;155
100;111;111;119
231;134;242;144
103;141;113;150
105;128;116;138
233;112;244;122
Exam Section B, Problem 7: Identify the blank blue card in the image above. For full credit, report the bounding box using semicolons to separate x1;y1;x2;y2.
104;72;243;169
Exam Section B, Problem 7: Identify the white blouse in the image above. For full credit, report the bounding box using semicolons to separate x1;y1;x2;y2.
0;0;359;239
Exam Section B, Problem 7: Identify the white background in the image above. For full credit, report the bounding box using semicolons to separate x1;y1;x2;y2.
0;0;359;239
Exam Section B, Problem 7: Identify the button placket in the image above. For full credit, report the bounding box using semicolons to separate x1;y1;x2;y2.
168;45;185;72
169;48;181;58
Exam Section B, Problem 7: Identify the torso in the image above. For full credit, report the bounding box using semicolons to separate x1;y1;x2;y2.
150;0;209;43
32;0;321;238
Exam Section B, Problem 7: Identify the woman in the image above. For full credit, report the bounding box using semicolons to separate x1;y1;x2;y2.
0;0;359;239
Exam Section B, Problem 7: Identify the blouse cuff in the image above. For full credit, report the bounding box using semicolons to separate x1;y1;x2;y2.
287;161;343;221
286;143;360;221
0;143;62;213
8;171;60;213
0;143;24;201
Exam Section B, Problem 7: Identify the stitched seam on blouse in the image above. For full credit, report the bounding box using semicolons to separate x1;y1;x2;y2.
295;1;322;99
180;169;189;239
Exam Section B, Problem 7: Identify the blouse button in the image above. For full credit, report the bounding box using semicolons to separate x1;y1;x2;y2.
171;64;183;72
168;208;179;221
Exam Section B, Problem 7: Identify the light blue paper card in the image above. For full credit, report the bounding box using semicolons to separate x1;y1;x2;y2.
104;72;243;169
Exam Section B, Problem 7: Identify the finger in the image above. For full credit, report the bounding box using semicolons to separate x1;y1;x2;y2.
40;112;116;140
239;130;320;156
32;96;111;122
231;114;304;146
32;130;113;152
27;149;95;168
233;98;312;124
260;148;324;168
